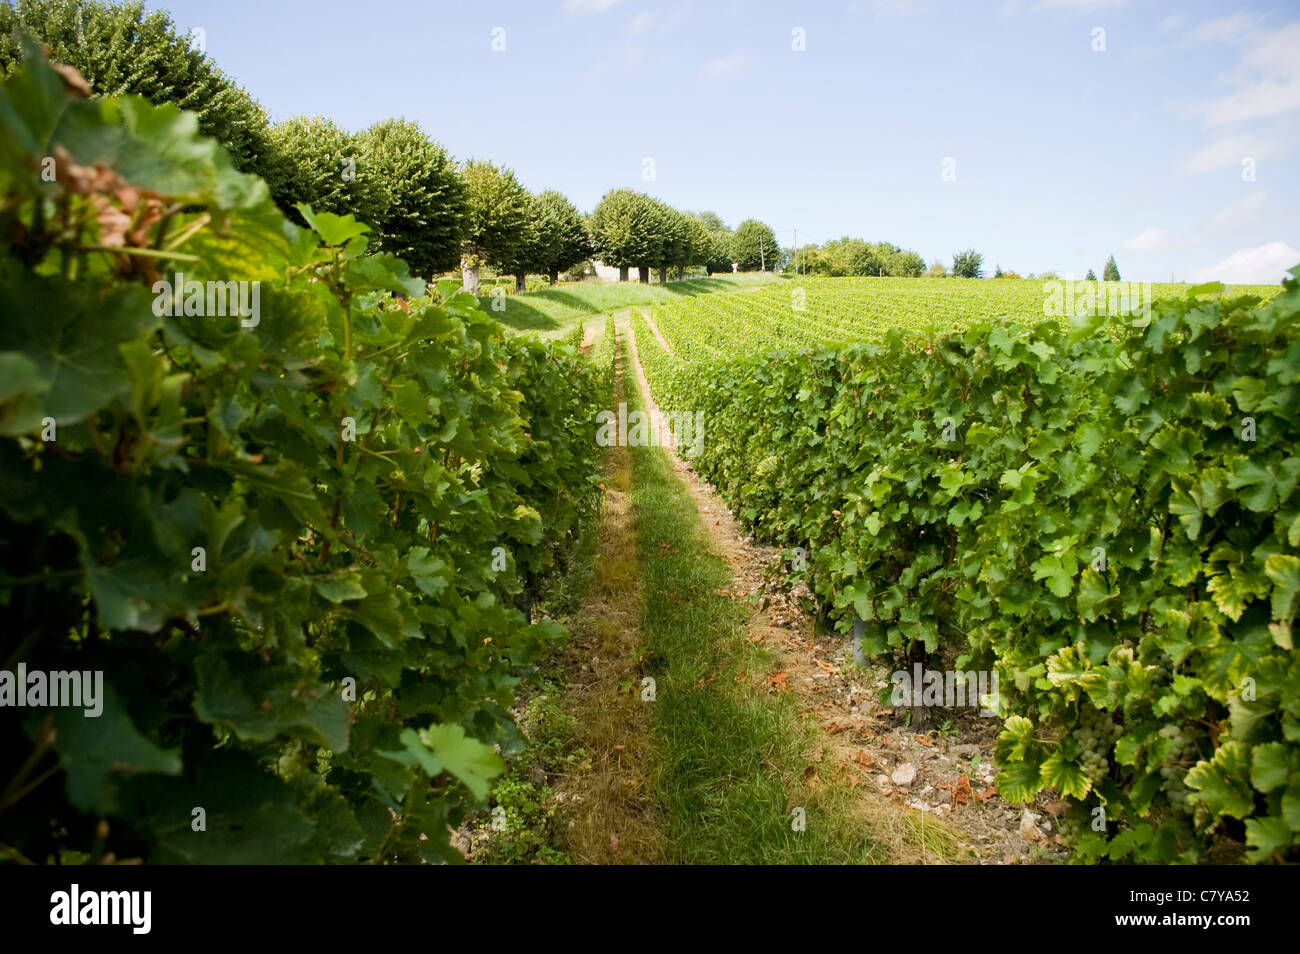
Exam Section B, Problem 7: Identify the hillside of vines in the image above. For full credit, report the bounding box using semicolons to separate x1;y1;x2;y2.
633;275;1300;863
645;276;1284;357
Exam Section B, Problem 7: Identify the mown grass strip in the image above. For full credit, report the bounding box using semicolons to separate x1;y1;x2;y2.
622;337;881;864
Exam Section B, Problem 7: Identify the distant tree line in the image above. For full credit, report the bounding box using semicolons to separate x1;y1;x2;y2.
783;237;926;278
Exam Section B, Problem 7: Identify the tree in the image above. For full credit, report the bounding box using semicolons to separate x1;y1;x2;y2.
1102;255;1120;282
888;248;926;277
847;240;885;277
0;0;275;181
497;189;589;289
650;201;692;283
355;119;465;279
784;244;821;276
1085;268;1097;281
458;159;531;294
952;248;983;278
994;264;1004;278
926;260;948;278
732;219;779;271
679;214;713;279
262;115;382;227
536;190;590;286
693;211;734;275
590;188;656;282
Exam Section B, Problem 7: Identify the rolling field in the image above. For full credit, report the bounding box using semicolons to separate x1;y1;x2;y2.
645;276;1284;357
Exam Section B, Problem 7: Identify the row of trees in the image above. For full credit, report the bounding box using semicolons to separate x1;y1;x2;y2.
942;252;1123;281
587;193;780;281
2;0;787;290
11;2;1122;291
0;0;586;288
783;237;926;278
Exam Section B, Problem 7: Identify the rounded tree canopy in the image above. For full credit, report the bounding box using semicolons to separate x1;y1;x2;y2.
731;219;779;271
0;0;275;182
590;188;658;268
459;158;532;270
356;118;466;277
263;115;382;227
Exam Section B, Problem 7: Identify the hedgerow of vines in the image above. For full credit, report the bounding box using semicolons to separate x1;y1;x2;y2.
638;273;1300;863
0;48;604;864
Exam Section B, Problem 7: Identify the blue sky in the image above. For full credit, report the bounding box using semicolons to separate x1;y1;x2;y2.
152;0;1299;282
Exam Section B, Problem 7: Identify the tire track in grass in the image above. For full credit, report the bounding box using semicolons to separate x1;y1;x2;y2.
553;333;664;863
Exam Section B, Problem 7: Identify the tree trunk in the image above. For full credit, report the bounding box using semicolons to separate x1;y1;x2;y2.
619;265;629;282
658;266;667;284
907;639;933;733
639;265;650;284
675;266;684;281
461;258;480;296
548;269;558;285
515;273;527;293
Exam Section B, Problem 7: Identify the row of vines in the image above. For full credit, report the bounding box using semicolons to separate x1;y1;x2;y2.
645;277;1283;359
0;51;605;863
635;276;1300;863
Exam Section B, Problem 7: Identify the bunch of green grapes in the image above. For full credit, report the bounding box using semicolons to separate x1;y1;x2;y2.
1157;723;1199;810
1073;705;1117;785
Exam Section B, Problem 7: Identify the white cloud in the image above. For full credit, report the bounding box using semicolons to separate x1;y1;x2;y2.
699;51;746;79
1240;21;1300;78
1186;13;1259;45
1206;191;1268;231
1182;132;1278;174
1190;242;1300;284
1200;78;1300;126
1122;229;1167;252
1160;14;1186;32
628;10;652;35
563;0;622;13
1186;21;1300;126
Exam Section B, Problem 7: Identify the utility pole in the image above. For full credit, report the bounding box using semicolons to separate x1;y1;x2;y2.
759;235;765;272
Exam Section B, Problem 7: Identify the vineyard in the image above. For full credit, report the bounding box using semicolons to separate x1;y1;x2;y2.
0;6;1297;884
633;275;1300;864
644;276;1284;357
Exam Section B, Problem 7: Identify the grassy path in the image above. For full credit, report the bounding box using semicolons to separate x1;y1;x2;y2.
617;330;882;863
